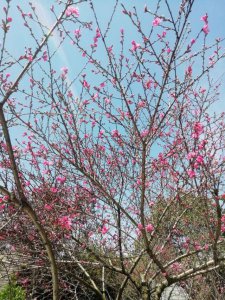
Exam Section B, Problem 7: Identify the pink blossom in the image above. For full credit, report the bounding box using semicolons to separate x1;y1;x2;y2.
191;38;196;45
50;187;58;193
58;216;72;230
196;155;204;164
61;66;68;74
201;14;208;24
111;129;121;138
171;262;182;272
198;139;207;150
74;29;81;37
83;80;90;89
193;162;199;169
192;122;204;139
137;101;146;108
105;98;111;104
65;6;79;17
146;224;154;233
136;179;142;185
131;40;140;51
0;204;5;211
7;17;12;22
95;28;101;38
149;201;154;207
202;24;209;35
101;225;109;234
98;130;105;138
187;170;196;178
204;244;209;251
141;129;149;137
145;80;152;89
186;66;192;76
152;17;162;26
20;278;29;287
42;51;48;61
43;160;54;166
56;176;66;184
44;204;53;211
138;223;144;230
187;151;196;160
83;99;89;105
67;90;73;98
194;242;201;251
27;55;33;62
84;148;94;155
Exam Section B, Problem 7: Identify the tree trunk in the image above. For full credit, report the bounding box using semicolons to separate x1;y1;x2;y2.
141;283;150;300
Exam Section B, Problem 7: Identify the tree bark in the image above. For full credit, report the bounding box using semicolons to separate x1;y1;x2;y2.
141;282;150;300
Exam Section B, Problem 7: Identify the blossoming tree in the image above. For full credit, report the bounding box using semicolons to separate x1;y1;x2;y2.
1;0;225;299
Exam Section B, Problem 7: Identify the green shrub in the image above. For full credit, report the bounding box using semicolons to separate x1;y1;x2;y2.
0;281;26;300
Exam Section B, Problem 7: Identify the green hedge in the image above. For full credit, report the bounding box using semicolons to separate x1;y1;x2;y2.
0;281;26;300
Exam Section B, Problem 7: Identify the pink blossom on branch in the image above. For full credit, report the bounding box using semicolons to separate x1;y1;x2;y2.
202;24;209;35
201;13;209;34
65;6;79;17
56;176;66;184
101;226;109;235
186;65;192;76
201;14;208;24
152;17;162;26
131;40;141;51
146;224;154;233
192;122;204;139
196;155;204;164
138;223;144;230
82;80;90;89
187;170;196;178
58;216;72;230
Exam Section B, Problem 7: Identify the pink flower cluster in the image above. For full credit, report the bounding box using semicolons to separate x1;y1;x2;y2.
65;6;79;17
187;148;204;178
186;65;192;76
56;176;66;184
101;225;109;234
58;216;72;230
61;66;68;79
141;129;149;138
131;40;141;51
111;129;121;138
91;28;101;48
152;17;162;27
201;14;209;35
137;223;154;233
192;122;204;139
83;80;90;89
221;215;225;233
187;151;204;165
